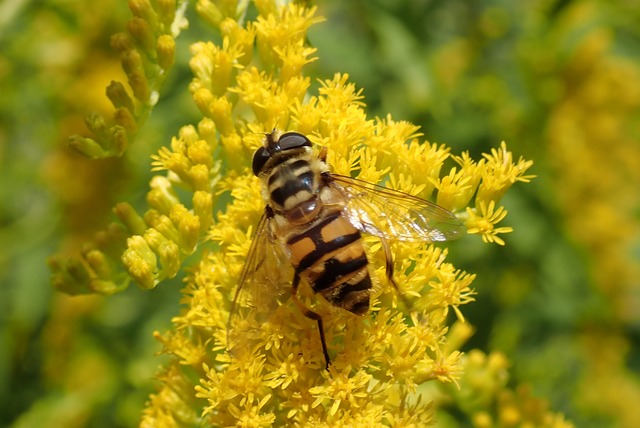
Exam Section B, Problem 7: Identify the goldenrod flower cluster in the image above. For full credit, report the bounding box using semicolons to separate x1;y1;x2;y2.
69;0;185;158
542;3;640;424
112;2;537;426
47;0;545;426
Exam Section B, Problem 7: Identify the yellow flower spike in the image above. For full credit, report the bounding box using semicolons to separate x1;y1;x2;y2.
406;313;447;357
190;42;218;93
210;175;264;242
192;87;215;118
122;235;157;289
49;222;132;295
185;129;214;157
383;393;435;427
453;151;484;178
233;68;269;105
466;200;514;246
476;141;535;204
67;0;184;158
157;239;181;279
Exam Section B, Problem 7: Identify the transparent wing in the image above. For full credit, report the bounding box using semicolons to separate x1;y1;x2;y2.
227;210;292;354
330;174;465;242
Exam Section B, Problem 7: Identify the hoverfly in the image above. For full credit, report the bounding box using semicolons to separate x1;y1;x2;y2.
229;130;464;369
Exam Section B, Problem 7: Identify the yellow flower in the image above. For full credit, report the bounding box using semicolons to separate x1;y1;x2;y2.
466;199;514;246
476;141;535;205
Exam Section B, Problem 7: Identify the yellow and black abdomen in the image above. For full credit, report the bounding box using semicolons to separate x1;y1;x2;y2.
287;211;371;315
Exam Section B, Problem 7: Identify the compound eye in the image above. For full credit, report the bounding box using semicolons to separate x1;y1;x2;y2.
252;147;270;176
278;132;311;151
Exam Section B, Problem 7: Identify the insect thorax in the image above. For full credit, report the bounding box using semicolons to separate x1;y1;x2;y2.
262;151;328;225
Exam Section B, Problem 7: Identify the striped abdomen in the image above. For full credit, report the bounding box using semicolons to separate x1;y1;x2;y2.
287;211;371;315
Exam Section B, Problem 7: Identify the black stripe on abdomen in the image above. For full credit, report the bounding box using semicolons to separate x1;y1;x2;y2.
311;253;368;293
327;274;372;315
288;212;361;271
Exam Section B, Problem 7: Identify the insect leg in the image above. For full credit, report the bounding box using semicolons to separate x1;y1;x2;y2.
379;234;411;309
291;272;331;370
318;146;328;162
378;233;401;289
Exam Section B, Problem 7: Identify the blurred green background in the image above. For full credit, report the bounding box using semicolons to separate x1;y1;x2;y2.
1;0;639;426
